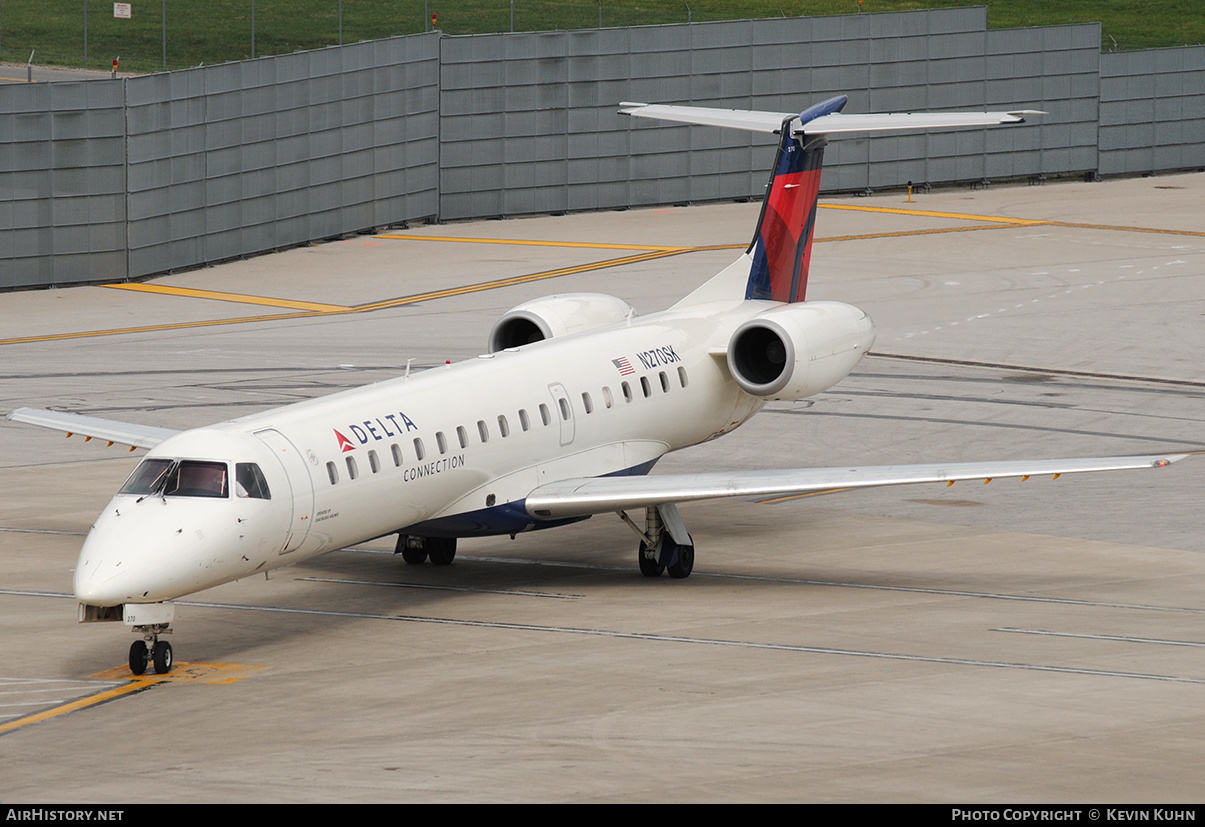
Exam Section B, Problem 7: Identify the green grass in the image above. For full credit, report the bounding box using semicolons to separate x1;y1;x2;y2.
1;1;1201;74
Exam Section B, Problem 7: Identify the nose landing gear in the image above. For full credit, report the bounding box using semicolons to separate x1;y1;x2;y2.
127;636;173;675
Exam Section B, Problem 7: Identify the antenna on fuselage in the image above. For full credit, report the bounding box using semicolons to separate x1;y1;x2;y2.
404;358;414;381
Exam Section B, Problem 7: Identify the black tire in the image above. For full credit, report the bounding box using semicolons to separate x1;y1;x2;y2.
152;640;173;674
666;536;695;579
638;543;664;577
427;537;456;566
129;641;149;676
401;547;427;564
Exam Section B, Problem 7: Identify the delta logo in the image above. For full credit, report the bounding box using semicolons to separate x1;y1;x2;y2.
333;411;419;452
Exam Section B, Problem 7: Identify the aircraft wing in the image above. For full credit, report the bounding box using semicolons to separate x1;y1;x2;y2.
525;453;1188;520
619;102;1043;136
6;407;179;450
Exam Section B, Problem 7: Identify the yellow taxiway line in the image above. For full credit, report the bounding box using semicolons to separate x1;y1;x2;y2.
2;205;1198;348
104;282;349;312
376;233;690;252
0;662;264;736
0;680;153;735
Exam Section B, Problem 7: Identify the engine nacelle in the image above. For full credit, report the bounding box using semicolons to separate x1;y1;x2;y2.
726;301;875;401
488;293;636;353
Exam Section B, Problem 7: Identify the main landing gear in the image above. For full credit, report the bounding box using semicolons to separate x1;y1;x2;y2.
128;624;173;676
620;504;694;579
395;534;457;566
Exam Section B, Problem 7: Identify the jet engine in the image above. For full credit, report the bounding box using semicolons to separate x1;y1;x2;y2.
488;293;637;352
726;301;875;401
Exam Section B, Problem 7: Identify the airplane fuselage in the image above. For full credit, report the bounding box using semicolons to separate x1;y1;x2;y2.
73;293;877;607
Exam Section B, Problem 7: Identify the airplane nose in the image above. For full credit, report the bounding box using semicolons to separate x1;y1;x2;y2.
74;529;132;606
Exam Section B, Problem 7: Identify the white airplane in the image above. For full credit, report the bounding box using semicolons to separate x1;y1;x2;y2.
8;95;1188;676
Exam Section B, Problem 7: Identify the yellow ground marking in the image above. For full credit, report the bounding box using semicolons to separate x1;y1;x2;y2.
354;248;684;312
816;224;1011;243
0;662;264;735
105;282;349;312
4;209;1196;349
756;488;852;504
376;233;689;252
0;247;688;346
820;203;1044;226
821;202;1205;237
91;661;264;684
1044;220;1205;238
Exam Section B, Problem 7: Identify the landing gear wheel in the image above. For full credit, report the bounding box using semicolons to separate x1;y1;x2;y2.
666;538;695;579
152;640;173;674
401;547;427;564
638;543;664;577
427;537;457;566
129;641;149;676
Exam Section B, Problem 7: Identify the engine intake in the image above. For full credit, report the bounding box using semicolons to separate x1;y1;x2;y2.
488;293;636;353
726;302;875;401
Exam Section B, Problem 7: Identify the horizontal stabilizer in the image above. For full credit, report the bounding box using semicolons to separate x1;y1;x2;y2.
620;102;1043;136
525;453;1188;520
7;407;178;449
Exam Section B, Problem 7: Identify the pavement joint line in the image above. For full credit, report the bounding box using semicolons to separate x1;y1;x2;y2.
996;627;1205;647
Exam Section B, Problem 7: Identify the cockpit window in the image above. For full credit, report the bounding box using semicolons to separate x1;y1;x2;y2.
120;458;174;495
235;463;271;499
164;461;229;498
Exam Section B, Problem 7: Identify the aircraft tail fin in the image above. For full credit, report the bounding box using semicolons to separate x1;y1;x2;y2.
621;97;1042;306
744;95;846;303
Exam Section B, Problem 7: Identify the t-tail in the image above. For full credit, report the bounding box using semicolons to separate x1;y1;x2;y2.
619;96;1043;306
745;95;847;303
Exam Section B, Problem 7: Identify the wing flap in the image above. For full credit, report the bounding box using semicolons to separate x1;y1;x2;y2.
525;454;1188;520
7;407;179;450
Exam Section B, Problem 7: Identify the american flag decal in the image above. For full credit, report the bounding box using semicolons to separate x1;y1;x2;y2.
612;357;635;376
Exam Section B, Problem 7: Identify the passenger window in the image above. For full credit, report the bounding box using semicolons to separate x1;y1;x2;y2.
436;432;448;455
327;462;338;485
235;463;271;499
165;460;228;498
391;443;402;467
678;366;688;388
622;381;632;402
346;456;359;480
602;387;613;408
640;377;651;398
413;438;425;461
368;450;380;473
519;409;530;431
558;398;571;420
659;371;669;392
477;420;489;443
539;404;551;426
582;392;594;414
498;415;510;437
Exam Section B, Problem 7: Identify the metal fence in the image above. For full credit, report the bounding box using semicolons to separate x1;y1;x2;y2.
1099;46;1205;176
2;8;1203;290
